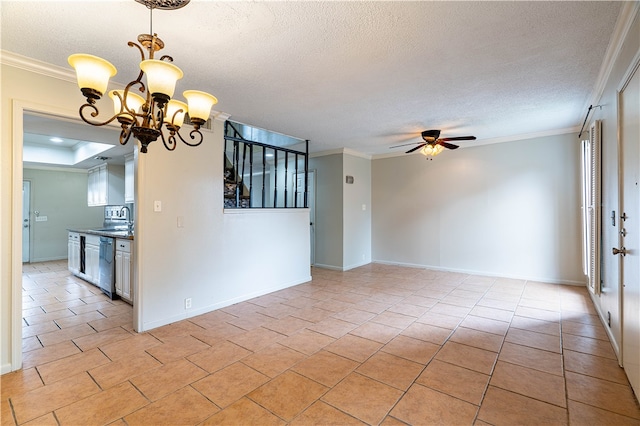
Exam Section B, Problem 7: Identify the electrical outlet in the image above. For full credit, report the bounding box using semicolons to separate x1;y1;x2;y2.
185;298;192;309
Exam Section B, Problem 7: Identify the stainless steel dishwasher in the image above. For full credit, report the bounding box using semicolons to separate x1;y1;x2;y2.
98;236;117;299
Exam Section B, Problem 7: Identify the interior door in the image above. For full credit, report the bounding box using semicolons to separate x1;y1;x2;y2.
22;180;30;263
296;171;316;265
619;58;640;396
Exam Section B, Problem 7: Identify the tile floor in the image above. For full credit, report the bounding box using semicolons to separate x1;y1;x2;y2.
2;260;640;425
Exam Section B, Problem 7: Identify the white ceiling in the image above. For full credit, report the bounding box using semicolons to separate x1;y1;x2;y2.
1;1;624;162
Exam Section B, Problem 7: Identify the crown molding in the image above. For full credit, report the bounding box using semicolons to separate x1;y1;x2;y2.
584;1;640;110
1;50;76;84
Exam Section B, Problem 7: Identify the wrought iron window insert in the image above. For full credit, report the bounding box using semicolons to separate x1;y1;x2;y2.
224;121;309;209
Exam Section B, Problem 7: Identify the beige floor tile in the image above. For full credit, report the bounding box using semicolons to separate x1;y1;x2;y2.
568;399;640;426
450;327;504;352
429;302;473;318
562;333;617;360
144;335;211;363
21;337;42;353
124;385;218;425
331;308;376;325
381;335;440;364
354;299;392;314
189;322;245;345
22;321;59;339
187;341;252;373
356;352;423;391
291;306;335;322
477;297;519;311
391;383;478;425
88;312;133;332
68;300;115;315
491;360;566;407
416;359;490;405
307;317;358;338
54;310;106;328
10;373;100;424
325;334;383;362
441;294;479;308
192;362;270;408
509;315;560;336
498;342;563;376
188;309;237;328
380;415;409;425
0;368;43;401
36;323;96;347
563;349;629;385
401;322;452;345
99;333;161;360
505;327;561;353
72;326;132;351
23;308;75;326
21;340;81;369
21;412;57;426
291;400;366;425
37;348;111;385
260;302;303;319
262;315;313;336
387;302;431;317
435;341;498;375
372;311;417;328
201;397;285;426
514;306;561;323
562;320;609;341
470;305;514;322
54;381;148;425
349;321;402;344
241;343;306;377
278;329;336;355
249;371;328;421
292;350;359;387
565;371;640;419
227;326;285;352
323;373;403;425
477;386;567;425
98;304;135;318
460;315;510;336
89;351;162;389
416;311;462;329
130;358;208;401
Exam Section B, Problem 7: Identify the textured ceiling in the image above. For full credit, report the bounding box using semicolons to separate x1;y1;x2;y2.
1;1;623;156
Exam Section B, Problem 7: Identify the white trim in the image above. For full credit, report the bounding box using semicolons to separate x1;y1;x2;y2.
224;208;309;215
310;148;371;160
589;290;622;363
1;50;76;83
23;164;88;173
584;1;640;111
372;260;587;286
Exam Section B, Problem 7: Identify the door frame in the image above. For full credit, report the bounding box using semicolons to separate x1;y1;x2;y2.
22;180;31;263
616;47;640;371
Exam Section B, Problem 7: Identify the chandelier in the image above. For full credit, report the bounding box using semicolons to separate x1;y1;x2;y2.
68;0;217;153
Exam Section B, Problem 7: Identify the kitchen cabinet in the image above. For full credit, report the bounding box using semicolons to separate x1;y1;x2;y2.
115;239;132;303
84;235;100;285
68;232;80;274
87;163;125;207
124;153;135;204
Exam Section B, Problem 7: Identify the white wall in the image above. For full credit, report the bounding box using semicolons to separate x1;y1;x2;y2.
372;134;585;284
23;167;104;262
135;119;311;331
343;153;372;270
590;9;640;356
1;61;311;371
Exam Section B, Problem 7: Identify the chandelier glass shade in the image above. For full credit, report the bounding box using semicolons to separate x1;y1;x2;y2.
67;1;217;153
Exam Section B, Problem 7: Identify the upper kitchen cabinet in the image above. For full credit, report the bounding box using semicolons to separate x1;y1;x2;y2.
124;153;135;204
88;163;125;206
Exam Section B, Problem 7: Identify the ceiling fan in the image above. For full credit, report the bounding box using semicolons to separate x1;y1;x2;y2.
391;130;476;156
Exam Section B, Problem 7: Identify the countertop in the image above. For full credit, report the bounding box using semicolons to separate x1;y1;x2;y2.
69;228;135;240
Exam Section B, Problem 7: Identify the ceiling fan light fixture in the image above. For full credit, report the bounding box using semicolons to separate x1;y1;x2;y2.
421;144;444;157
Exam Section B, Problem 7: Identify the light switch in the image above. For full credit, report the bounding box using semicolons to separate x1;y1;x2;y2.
177;216;184;228
362;204;366;211
154;201;162;212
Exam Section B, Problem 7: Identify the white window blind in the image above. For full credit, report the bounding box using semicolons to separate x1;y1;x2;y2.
581;120;602;294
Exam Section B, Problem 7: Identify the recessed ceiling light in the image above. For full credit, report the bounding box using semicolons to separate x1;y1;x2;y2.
49;137;64;143
265;153;274;157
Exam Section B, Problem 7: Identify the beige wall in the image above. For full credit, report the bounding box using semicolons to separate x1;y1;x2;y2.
372;133;584;284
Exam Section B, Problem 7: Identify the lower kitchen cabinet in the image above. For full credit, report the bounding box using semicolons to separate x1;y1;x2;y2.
85;235;100;285
115;239;132;303
68;232;80;274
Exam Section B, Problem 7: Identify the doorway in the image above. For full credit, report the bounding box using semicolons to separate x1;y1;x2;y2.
22;180;31;263
618;52;640;396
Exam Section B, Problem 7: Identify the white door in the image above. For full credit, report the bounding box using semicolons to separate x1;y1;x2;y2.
619;58;640;396
296;171;316;265
22;180;30;263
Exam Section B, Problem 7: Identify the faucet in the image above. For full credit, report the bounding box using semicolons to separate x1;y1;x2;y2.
120;206;133;233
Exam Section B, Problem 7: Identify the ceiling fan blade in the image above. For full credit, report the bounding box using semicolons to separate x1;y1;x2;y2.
390;142;422;149
406;143;426;154
438;141;459;150
439;136;476;142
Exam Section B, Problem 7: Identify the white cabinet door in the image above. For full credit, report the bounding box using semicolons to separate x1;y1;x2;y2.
85;244;100;284
68;233;80;274
115;250;123;295
121;251;132;301
115;239;132;303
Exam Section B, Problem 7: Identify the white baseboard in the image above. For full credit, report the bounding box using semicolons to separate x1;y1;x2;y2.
1;362;13;375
